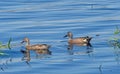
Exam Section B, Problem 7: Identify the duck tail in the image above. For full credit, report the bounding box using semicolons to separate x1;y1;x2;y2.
48;45;51;48
86;36;93;43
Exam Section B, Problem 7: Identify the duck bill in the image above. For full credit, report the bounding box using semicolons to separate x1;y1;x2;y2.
21;41;25;44
64;35;68;38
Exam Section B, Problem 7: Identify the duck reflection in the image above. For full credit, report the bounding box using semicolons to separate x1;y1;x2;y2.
21;48;51;62
67;42;92;50
21;49;30;62
67;42;93;55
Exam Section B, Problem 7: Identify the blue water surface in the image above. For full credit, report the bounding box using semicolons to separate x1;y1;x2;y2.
0;0;120;74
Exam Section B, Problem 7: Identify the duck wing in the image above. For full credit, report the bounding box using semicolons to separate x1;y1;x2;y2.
30;44;50;50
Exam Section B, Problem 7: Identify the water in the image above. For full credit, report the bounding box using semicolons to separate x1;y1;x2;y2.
0;0;120;74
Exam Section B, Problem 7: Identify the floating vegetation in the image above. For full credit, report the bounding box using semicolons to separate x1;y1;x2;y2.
114;26;120;35
0;38;12;55
0;38;12;49
8;38;12;50
109;26;120;49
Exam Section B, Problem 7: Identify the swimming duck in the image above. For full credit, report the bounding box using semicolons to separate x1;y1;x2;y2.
64;32;92;44
21;37;51;50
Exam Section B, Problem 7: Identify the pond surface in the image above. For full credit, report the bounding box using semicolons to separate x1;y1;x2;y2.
0;0;120;74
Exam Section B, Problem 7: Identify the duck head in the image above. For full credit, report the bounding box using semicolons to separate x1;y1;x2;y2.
64;32;73;39
21;37;30;45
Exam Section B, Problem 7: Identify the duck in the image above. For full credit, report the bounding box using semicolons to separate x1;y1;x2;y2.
21;37;51;50
64;32;92;44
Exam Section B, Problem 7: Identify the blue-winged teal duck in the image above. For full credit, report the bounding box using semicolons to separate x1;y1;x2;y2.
21;37;51;50
64;32;92;44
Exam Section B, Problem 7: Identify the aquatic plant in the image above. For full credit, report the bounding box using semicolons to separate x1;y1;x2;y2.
0;38;12;55
109;26;120;49
114;26;120;35
8;38;12;49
